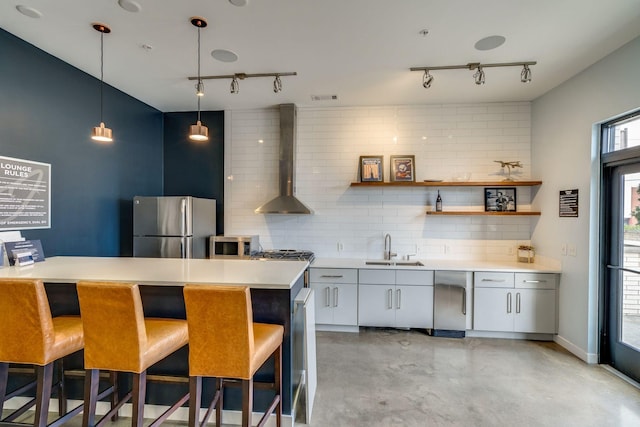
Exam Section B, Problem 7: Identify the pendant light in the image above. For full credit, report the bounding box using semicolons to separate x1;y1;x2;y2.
91;23;113;143
189;17;209;142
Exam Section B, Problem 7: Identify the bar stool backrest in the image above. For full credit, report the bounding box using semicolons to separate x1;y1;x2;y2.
77;281;147;372
183;285;254;379
0;278;54;365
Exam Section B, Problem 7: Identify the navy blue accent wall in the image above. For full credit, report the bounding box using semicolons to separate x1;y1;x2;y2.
163;111;224;235
0;29;164;257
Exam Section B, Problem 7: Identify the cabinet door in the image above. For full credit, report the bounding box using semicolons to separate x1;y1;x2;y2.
395;285;434;329
310;283;334;325
358;284;395;327
473;288;514;332
332;283;358;326
514;289;557;333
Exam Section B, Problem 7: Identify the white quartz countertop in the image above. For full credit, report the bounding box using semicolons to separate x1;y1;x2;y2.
0;256;309;289
311;258;562;273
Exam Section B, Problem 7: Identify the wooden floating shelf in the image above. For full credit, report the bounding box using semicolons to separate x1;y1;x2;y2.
350;180;542;187
426;211;542;216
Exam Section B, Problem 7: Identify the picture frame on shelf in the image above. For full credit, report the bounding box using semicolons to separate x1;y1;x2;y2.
390;155;415;182
485;187;517;212
359;155;384;182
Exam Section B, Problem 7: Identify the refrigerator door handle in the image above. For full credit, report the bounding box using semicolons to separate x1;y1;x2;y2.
181;198;188;237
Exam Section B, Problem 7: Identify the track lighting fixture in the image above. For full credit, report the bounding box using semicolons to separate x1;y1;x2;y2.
521;64;532;83
91;23;113;143
473;66;485;85
230;76;239;94
422;70;434;88
188;71;296;94
195;80;204;97
273;74;282;93
188;17;209;142
411;61;536;88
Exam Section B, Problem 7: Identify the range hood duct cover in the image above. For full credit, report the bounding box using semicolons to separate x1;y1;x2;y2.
255;104;312;214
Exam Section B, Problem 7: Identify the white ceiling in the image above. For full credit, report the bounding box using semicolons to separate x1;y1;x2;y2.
2;0;640;112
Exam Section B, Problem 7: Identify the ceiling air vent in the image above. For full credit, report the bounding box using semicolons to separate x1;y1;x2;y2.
311;94;338;101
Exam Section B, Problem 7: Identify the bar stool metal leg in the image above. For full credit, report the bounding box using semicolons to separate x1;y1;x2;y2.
0;363;8;416
34;363;54;427
132;372;146;427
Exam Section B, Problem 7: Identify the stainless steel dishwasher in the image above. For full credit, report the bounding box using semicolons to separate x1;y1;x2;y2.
431;271;467;338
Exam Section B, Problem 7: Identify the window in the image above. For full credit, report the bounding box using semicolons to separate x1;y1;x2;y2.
602;112;640;154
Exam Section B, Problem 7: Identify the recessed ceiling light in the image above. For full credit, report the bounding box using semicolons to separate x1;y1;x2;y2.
474;35;506;51
16;5;42;18
229;0;249;6
118;0;142;13
211;49;238;62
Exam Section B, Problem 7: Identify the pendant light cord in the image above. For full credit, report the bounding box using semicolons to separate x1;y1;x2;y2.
100;30;104;123
197;26;202;123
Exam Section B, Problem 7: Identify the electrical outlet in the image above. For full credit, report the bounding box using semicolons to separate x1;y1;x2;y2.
561;244;567;256
337;242;344;252
568;244;577;257
444;244;450;254
508;246;514;255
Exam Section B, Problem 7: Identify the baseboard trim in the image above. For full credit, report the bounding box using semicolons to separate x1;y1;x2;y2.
553;334;598;364
3;398;293;427
315;324;359;333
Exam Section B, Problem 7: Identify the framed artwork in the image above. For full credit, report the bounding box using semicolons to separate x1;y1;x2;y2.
359;155;384;182
485;187;517;212
390;155;415;182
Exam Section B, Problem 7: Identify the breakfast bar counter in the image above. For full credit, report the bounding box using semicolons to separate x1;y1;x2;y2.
0;256;309;423
0;256;308;288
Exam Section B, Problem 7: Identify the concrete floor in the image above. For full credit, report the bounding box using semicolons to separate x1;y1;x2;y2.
307;329;640;427
5;329;640;426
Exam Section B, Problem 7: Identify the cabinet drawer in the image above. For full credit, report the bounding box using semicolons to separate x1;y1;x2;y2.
310;268;358;284
474;272;514;288
396;270;434;286
359;269;396;285
515;273;557;289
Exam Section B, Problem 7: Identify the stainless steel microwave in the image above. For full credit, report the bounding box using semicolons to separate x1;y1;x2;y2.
210;235;259;257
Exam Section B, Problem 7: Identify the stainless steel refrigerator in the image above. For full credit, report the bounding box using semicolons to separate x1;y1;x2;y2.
133;196;216;259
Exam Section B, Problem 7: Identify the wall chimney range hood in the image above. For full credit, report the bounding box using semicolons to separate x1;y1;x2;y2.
255;104;312;214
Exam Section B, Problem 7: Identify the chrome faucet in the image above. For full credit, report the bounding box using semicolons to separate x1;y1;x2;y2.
384;233;397;260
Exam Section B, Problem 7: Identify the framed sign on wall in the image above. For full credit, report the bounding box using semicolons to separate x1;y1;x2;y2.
0;155;51;230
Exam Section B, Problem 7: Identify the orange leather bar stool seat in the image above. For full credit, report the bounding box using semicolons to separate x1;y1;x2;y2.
76;281;189;427
183;285;284;427
0;278;84;427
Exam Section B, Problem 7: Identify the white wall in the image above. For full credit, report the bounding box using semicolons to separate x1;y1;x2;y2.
532;36;640;362
225;103;535;261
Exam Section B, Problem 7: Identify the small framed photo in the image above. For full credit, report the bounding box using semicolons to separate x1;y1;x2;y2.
390;155;415;182
359;155;384;182
485;187;517;212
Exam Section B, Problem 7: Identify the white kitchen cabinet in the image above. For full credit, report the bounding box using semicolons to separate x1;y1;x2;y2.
473;272;558;334
309;268;358;327
358;269;434;329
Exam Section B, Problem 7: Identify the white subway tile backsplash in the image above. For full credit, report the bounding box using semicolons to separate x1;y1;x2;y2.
225;103;534;258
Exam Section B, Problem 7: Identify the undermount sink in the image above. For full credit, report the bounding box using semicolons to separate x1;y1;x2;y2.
395;261;424;266
365;260;424;267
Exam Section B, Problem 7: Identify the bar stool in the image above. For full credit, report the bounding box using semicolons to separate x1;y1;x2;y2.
0;278;84;427
76;281;189;427
183;285;284;427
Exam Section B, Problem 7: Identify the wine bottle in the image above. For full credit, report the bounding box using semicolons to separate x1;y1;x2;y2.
436;190;442;212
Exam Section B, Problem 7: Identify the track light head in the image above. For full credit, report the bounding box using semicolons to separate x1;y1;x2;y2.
474;67;485;85
422;70;434;89
273;74;282;93
195;80;204;96
521;64;532;83
230;76;240;94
